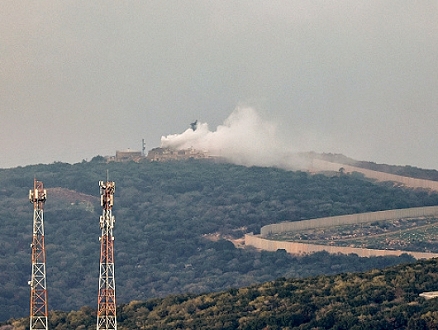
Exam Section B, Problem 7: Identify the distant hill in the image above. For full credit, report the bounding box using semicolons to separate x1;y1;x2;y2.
5;257;438;329
1;158;438;322
314;152;438;181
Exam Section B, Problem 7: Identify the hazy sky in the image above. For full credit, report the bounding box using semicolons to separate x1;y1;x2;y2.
1;1;438;169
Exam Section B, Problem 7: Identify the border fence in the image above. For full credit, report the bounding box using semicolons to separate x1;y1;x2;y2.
245;206;438;259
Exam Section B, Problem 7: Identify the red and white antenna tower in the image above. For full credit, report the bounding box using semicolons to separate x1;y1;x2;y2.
29;179;48;330
97;179;117;330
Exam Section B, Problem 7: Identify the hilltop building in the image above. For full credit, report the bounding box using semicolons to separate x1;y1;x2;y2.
115;149;143;162
146;147;209;161
109;147;210;163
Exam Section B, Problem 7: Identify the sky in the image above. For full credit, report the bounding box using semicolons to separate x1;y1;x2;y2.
1;1;438;169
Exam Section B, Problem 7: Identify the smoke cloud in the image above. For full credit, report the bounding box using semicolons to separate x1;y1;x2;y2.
161;107;307;169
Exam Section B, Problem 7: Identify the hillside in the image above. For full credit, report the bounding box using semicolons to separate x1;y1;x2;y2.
315;153;438;181
1;158;438;321
5;257;438;329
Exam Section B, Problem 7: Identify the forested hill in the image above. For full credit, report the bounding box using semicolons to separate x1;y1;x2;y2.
1;158;438;322
315;152;438;181
6;257;438;329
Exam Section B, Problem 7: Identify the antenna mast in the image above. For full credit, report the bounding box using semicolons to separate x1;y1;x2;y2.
97;179;117;330
29;179;48;330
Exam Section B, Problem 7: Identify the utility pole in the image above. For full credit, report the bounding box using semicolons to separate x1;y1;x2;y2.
29;179;48;330
97;179;117;330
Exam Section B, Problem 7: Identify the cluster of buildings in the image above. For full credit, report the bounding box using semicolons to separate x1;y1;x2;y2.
108;147;210;163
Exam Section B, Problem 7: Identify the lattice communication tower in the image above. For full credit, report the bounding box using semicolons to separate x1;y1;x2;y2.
97;179;117;330
29;179;48;330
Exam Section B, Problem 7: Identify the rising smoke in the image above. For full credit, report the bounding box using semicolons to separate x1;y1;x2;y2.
161;107;309;169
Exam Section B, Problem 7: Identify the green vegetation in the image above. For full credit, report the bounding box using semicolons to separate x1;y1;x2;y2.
5;257;438;329
270;217;438;252
318;152;438;181
1;159;438;322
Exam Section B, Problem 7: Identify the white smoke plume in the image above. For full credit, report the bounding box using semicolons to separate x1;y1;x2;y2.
161;107;307;169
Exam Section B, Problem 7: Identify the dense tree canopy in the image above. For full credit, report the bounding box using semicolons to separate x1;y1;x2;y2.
6;257;438;329
1;159;437;322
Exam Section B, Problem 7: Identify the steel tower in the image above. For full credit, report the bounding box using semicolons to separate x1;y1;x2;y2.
97;180;117;330
29;179;48;330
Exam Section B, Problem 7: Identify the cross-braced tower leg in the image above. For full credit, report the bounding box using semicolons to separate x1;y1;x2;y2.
97;180;117;330
29;179;48;330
